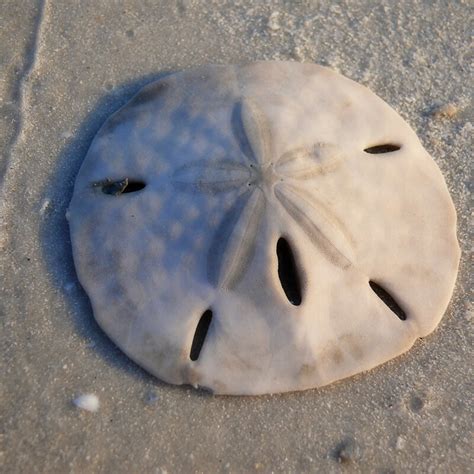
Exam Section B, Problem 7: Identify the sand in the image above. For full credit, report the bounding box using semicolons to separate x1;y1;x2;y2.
1;1;472;472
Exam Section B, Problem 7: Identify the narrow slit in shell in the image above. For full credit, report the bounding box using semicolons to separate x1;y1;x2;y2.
369;281;407;320
364;144;401;154
190;309;213;361
277;237;302;306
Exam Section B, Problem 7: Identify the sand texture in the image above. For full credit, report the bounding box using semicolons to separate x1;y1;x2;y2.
1;1;472;472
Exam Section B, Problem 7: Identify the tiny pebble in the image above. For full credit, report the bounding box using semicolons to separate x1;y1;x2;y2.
39;199;51;215
396;436;406;451
332;437;361;464
73;393;99;412
268;12;280;31
431;103;459;119
146;391;159;404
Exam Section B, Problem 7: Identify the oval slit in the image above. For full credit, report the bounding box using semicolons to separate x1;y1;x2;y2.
277;237;302;306
364;144;401;154
122;180;146;193
101;178;146;195
369;280;407;320
190;309;213;361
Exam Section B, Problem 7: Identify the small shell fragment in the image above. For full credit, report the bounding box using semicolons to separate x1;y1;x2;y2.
73;393;100;412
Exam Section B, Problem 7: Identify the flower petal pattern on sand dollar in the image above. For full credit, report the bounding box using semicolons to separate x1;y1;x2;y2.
172;98;355;286
274;183;353;269
207;188;265;289
275;143;342;179
240;98;273;166
172;159;250;193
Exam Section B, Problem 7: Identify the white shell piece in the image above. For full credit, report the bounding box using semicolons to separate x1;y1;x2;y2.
73;394;100;412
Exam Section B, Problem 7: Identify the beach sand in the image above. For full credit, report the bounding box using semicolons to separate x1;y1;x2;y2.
1;1;472;472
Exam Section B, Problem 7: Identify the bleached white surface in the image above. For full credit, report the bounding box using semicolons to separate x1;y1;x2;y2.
69;62;460;395
73;393;100;412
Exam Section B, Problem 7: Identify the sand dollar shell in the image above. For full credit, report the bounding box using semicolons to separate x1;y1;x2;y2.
68;62;460;395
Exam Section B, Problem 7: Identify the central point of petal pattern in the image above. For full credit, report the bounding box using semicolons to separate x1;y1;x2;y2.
247;163;280;193
261;163;280;190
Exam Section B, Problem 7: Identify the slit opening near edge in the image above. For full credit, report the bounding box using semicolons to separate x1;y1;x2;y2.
190;309;213;361
100;178;146;195
364;144;401;154
369;280;407;321
121;180;146;193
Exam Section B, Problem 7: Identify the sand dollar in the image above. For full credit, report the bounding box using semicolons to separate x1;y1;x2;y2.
68;62;460;395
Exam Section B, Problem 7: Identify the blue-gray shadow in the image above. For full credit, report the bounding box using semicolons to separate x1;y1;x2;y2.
39;71;186;389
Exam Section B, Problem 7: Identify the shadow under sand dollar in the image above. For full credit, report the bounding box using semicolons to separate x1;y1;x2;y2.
39;70;180;387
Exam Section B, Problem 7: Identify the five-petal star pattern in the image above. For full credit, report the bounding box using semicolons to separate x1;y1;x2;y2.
172;98;354;289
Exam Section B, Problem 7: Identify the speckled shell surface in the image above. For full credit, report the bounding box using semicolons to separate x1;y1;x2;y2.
68;62;460;395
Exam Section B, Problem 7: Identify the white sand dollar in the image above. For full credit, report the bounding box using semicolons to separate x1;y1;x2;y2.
68;62;460;395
